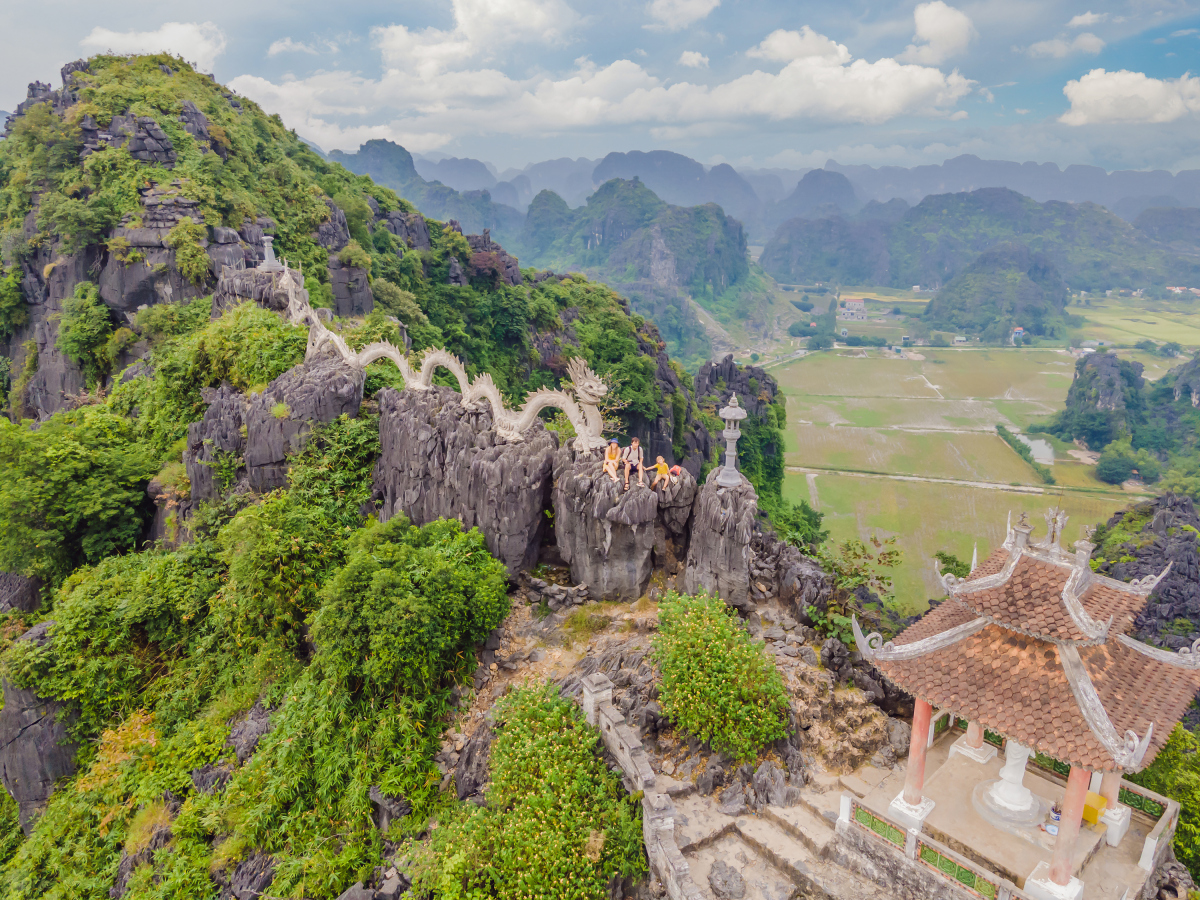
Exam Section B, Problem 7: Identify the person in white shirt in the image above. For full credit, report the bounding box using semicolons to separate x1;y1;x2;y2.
621;437;645;490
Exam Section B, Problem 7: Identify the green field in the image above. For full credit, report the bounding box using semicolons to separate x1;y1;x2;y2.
1073;299;1200;347
774;347;1144;614
783;473;1134;614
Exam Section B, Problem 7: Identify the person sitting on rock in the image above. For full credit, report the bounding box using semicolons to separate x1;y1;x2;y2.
602;439;621;483
621;437;645;490
650;456;671;490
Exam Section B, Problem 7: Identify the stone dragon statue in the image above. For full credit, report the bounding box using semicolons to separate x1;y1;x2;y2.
275;267;610;450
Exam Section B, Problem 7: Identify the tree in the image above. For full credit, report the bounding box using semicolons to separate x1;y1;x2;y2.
0;406;156;585
1096;441;1135;484
55;282;113;388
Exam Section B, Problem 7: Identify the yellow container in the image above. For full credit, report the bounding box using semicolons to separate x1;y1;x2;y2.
1082;791;1108;825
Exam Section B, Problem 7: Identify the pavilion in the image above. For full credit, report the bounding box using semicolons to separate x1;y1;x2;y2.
853;509;1200;900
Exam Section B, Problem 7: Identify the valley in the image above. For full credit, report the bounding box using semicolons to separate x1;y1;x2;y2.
771;346;1147;610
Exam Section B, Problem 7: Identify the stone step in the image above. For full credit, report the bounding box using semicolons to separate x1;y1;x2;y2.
838;773;874;799
734;815;825;897
763;803;836;858
685;832;800;900
673;792;736;853
735;815;885;900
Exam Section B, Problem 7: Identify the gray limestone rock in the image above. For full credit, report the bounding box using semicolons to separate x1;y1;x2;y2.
683;469;758;610
381;211;431;250
887;718;912;756
716;783;746;817
368;785;412;833
708;861;746;900
465;229;522;286
215;851;275;900
227;702;273;764
373;386;556;576
327;254;374;317
335;884;374;900
455;723;493;801
314;198;351;252
798;644;819;667
553;448;659;600
0;622;78;833
184;385;248;503
244;356;365;493
0;573;41;613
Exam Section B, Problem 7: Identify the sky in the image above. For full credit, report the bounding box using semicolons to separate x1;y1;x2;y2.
2;0;1199;173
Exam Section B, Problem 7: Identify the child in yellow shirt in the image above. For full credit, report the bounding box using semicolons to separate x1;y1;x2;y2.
650;456;670;490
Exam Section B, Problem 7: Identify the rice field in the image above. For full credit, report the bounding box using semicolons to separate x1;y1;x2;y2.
783;473;1135;614
774;345;1143;615
1076;301;1200;347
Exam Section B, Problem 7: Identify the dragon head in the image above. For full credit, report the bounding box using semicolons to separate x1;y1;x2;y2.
565;357;608;404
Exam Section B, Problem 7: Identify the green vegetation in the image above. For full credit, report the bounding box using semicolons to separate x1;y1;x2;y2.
996;425;1055;484
55;282;115;388
934;551;970;579
0;268;27;341
653;592;789;761
412;684;645;900
0;405;156;585
809;537;901;641
1127;724;1200;879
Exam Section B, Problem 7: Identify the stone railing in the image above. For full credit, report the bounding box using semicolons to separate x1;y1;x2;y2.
269;266;610;450
581;673;704;900
838;792;1038;900
1120;783;1180;872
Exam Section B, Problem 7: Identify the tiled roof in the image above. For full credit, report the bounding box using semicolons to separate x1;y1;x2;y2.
956;555;1091;642
877;625;1119;771
1080;639;1200;767
893;598;978;647
1079;581;1143;635
967;548;1010;579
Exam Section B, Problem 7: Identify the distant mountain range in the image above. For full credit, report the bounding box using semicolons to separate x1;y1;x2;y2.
387;148;1200;235
760;187;1200;296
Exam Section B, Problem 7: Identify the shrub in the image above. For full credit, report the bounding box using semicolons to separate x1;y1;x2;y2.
935;551;970;579
1096;443;1135;484
270;401;289;419
1127;724;1200;880
0;405;157;585
166;220;212;286
338;240;372;271
0;266;28;340
653;592;789;761
55;282;114;387
412;683;645;900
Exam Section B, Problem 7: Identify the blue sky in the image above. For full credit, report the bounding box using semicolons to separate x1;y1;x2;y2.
2;0;1198;171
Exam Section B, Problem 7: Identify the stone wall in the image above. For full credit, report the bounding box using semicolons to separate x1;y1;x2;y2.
582;673;705;900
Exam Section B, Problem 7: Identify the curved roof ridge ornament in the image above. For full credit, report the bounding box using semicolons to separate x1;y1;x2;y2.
942;546;1022;595
1002;510;1014;549
1059;562;1109;641
1126;562;1173;597
852;614;989;664
1117;632;1200;668
1060;644;1154;770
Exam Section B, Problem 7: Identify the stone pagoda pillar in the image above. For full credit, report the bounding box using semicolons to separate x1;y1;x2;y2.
889;698;936;829
1026;766;1090;900
1098;771;1131;846
950;719;997;764
715;395;748;488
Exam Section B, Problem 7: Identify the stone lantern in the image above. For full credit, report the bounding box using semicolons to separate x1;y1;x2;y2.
716;394;748;488
258;235;284;272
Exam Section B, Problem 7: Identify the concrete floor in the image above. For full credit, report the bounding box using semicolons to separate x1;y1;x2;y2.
861;730;1156;899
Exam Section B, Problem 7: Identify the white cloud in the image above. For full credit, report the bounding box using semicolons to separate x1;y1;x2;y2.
1061;68;1200;124
80;22;227;72
231;20;973;152
268;38;319;57
979;87;995;102
898;2;975;65
1067;11;1107;27
645;0;720;31
747;27;850;64
678;51;709;68
1015;107;1030;114
1171;28;1199;37
1027;32;1105;58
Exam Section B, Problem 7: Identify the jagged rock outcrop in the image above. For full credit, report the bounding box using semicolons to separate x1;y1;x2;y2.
552;449;660;600
184;385;249;503
694;354;778;418
213;851;275;900
244;355;364;492
0;622;78;832
227;702;273;764
211;265;292;318
372;385;557;576
0;573;41;613
1171;356;1200;407
1102;495;1200;655
314;198;351;252
652;468;698;577
380;210;431;250
465;229;522;286
327;255;374;317
1066;351;1145;415
683;469;758;610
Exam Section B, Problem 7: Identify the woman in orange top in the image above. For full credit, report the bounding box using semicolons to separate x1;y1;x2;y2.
602;439;621;482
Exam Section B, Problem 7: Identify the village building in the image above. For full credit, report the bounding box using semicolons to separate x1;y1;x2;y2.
848;509;1200;900
840;298;868;320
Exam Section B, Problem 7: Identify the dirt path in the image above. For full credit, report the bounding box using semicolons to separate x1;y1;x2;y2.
784;465;1128;497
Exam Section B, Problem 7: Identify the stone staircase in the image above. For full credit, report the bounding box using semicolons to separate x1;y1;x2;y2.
669;776;885;900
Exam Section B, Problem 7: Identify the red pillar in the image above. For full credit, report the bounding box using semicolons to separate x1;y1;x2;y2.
966;720;984;749
1098;772;1121;809
1049;766;1091;885
903;699;934;806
